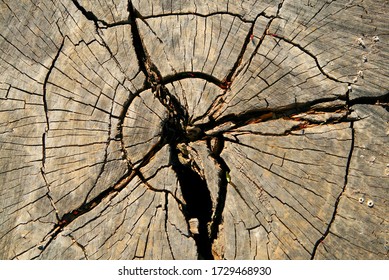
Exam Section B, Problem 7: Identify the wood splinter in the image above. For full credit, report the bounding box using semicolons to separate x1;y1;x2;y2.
189;218;199;235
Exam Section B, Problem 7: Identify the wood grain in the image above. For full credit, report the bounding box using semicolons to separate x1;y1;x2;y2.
0;0;388;259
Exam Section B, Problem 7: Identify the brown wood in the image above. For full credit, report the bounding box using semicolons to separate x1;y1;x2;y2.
0;0;388;260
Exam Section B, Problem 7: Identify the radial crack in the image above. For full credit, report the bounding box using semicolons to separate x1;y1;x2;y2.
310;87;356;259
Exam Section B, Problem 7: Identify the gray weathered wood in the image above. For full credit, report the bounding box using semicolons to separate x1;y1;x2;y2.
0;0;388;259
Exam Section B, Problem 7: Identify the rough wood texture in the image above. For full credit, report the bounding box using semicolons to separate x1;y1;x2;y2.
0;0;388;260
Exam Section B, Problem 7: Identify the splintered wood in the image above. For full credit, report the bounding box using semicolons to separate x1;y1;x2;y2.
0;0;388;260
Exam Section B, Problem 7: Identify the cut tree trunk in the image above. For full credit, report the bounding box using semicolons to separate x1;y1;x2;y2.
0;0;388;260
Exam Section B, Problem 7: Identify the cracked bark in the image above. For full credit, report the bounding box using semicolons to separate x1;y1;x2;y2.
1;0;388;260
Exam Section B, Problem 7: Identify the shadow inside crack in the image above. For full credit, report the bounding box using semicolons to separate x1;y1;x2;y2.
169;143;214;260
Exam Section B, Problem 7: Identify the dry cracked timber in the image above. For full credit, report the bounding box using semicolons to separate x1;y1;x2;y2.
0;0;388;260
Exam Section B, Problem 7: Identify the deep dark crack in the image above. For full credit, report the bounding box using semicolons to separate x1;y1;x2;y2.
207;136;229;243
128;0;161;88
71;0;109;27
169;143;213;259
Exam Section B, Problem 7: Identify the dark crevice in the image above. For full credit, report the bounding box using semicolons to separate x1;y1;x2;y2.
160;115;186;144
169;143;213;260
349;91;389;107
200;96;345;134
161;71;224;88
128;0;161;88
207;137;229;243
12;245;37;260
102;20;131;28
41;131;47;174
71;0;108;27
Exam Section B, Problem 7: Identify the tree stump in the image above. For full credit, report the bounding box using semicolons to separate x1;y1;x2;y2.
0;0;388;260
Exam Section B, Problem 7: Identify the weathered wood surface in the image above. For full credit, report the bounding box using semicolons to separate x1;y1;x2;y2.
0;0;388;260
